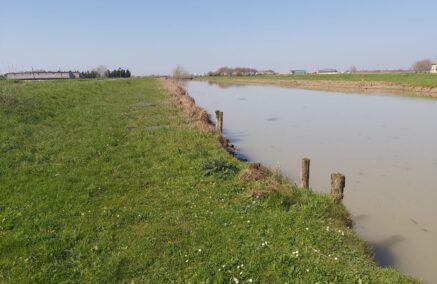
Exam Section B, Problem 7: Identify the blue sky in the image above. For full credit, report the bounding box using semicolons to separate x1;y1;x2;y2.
1;0;436;75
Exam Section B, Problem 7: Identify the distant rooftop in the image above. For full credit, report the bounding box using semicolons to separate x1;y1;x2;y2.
318;69;338;72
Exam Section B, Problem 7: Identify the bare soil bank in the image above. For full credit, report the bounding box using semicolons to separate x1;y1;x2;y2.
159;78;237;154
160;77;213;132
203;78;437;98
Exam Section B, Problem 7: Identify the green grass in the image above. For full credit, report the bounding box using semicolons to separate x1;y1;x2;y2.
202;73;437;88
0;78;416;283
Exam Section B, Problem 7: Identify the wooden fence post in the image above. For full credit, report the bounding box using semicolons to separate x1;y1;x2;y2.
331;173;345;201
300;158;310;188
215;110;221;133
219;111;223;133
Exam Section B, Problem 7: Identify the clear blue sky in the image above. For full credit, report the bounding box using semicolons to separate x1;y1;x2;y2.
1;0;436;75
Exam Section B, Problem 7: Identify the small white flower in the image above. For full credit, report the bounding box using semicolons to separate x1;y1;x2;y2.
248;279;253;283
326;226;330;231
305;227;309;231
198;248;202;252
240;271;243;275
334;257;338;261
306;268;310;272
247;220;251;223
233;277;239;284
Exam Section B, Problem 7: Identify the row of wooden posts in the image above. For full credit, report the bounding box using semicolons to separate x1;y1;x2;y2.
215;110;346;201
300;158;346;201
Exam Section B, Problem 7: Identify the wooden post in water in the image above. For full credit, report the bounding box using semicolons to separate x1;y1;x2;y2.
215;110;221;133
219;111;223;133
331;173;345;201
300;158;310;189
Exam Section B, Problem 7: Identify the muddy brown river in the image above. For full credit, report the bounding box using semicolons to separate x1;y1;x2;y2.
186;81;437;283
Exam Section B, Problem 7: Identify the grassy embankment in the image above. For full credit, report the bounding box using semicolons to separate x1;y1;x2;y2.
0;78;416;283
201;73;437;89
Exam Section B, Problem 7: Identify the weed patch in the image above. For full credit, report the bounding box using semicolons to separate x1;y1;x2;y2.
202;158;239;177
0;92;17;107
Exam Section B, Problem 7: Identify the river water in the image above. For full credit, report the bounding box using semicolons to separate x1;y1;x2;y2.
186;81;437;283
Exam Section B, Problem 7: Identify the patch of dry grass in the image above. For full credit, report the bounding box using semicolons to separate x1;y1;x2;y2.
0;92;17;107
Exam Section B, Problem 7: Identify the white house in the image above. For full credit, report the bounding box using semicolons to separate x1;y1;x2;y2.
431;63;437;74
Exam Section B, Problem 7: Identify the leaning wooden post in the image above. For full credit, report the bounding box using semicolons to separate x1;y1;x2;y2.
215;110;221;133
219;111;223;133
300;158;310;188
331;173;345;201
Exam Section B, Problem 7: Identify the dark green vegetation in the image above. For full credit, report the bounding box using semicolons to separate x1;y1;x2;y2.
80;68;131;79
0;78;416;283
203;73;437;88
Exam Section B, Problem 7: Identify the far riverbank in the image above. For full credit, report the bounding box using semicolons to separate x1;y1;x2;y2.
199;74;437;97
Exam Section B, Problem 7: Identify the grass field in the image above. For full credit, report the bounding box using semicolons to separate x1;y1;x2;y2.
202;73;437;88
0;78;416;283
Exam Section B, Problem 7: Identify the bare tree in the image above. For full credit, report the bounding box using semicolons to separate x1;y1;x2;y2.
173;65;190;79
94;65;109;78
412;59;432;73
349;66;357;73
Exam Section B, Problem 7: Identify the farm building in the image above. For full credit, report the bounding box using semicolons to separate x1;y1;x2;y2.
256;70;276;75
6;71;80;80
431;63;437;74
290;70;306;75
318;69;339;75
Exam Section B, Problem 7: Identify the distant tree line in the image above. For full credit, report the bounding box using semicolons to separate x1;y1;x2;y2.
208;67;258;76
105;68;131;78
79;66;131;78
80;70;99;78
